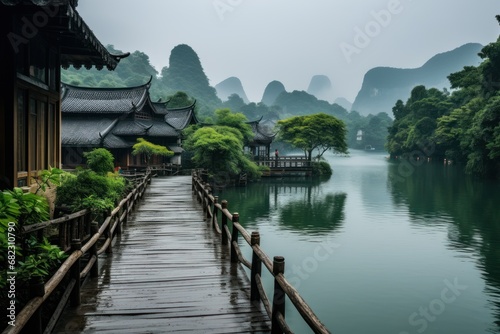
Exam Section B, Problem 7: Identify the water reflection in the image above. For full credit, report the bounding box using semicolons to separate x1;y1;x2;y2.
387;161;500;332
215;177;346;235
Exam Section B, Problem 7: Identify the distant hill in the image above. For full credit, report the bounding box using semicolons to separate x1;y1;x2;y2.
352;43;484;115
307;75;334;102
215;77;249;103
334;97;352;111
261;81;286;106
273;90;348;120
160;44;221;116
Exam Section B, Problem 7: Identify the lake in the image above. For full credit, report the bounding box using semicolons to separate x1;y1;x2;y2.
213;150;500;334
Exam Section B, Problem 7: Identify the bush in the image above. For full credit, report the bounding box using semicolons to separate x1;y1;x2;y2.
56;169;126;221
311;161;332;176
84;148;114;175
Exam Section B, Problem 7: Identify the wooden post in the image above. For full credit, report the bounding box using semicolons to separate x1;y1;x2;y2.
26;277;44;334
231;213;239;263
251;231;262;302
70;239;82;306
213;196;219;230
105;210;112;254
90;222;99;278
272;256;286;334
221;200;228;245
124;200;129;225
116;213;122;236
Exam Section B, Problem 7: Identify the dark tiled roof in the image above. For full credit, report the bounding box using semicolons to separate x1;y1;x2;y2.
102;133;133;149
167;145;184;154
163;101;198;130
62;117;117;146
247;117;276;144
61;82;151;114
112;119;178;138
151;102;168;115
1;0;128;70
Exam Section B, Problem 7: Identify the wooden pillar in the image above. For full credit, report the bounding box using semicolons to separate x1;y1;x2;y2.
272;256;286;334
250;231;262;302
230;213;239;263
221;200;228;245
213;196;218;230
90;222;99;278
26;277;44;334
104;210;112;254
70;239;82;306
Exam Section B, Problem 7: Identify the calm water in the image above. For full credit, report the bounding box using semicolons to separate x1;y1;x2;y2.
214;150;500;334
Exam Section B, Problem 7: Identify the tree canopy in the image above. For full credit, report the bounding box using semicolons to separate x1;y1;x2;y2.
386;16;500;178
132;138;173;165
277;113;348;161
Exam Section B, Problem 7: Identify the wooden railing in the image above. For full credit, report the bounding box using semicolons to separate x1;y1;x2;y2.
2;171;152;334
192;171;330;334
257;156;312;169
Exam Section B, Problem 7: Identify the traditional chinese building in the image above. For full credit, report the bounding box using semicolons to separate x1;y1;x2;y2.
61;79;198;168
245;117;276;160
0;0;128;188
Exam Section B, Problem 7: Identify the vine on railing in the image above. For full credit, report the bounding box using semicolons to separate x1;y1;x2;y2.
1;171;152;334
192;171;330;334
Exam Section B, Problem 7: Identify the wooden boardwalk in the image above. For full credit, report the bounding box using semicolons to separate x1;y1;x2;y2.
53;176;271;333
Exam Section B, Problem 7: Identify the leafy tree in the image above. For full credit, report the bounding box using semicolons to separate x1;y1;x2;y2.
214;108;254;143
277;113;348;161
132;138;174;166
84;148;115;175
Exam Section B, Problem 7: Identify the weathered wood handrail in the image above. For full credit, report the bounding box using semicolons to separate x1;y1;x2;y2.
2;171;152;334
192;171;330;334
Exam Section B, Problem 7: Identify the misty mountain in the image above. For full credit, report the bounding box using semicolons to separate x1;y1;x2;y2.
160;44;221;116
261;81;286;106
215;77;249;103
352;43;483;115
334;97;352;111
307;75;334;102
273;90;348;120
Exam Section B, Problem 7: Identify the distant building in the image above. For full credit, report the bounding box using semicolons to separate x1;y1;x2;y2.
357;130;363;141
0;0;127;188
61;79;198;168
246;117;276;160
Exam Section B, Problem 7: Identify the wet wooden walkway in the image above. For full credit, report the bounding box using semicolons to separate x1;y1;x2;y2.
53;176;271;333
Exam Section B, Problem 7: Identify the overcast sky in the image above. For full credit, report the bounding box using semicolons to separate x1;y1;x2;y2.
78;0;499;103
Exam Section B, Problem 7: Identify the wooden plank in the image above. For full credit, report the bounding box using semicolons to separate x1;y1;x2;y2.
53;176;270;333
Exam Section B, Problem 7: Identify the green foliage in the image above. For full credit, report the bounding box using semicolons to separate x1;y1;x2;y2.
33;166;64;194
214;108;254;142
387;19;500;177
311;161;333;176
184;124;261;178
84;148;115;175
132;138;174;165
7;188;49;226
56;169;126;220
17;237;67;280
277;113;348;161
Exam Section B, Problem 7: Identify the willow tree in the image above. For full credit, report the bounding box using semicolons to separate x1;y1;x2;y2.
132;138;173;166
277;113;348;161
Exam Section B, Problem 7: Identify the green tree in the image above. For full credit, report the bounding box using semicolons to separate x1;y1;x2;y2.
277;113;348;161
131;138;174;166
84;148;115;175
214;108;254;143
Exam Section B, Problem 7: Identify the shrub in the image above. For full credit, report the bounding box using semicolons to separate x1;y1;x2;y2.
84;148;114;175
311;161;333;176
